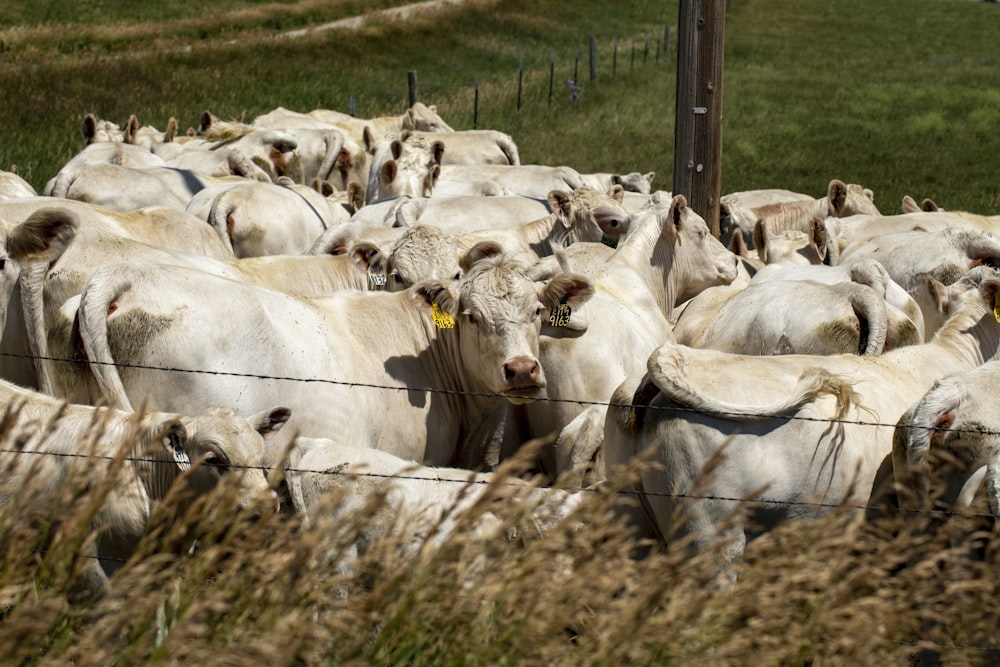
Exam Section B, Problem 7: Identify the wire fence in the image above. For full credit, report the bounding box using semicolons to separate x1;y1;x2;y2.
0;348;996;518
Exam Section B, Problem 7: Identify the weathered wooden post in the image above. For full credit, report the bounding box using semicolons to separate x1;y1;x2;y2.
672;0;726;237
589;36;597;82
407;71;418;107
517;55;524;111
473;75;480;128
548;54;555;107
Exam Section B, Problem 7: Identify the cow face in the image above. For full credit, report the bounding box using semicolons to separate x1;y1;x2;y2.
548;186;630;245
380;225;465;290
172;406;290;512
660;193;740;303
417;249;594;403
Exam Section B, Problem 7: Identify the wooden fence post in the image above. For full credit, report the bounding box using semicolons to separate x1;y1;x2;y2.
517;55;524;111
548;54;555;107
473;75;480;128
589;36;597;82
407;71;417;107
672;0;727;237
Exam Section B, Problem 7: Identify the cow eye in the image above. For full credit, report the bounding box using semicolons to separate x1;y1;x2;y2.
203;452;230;476
465;312;479;326
534;306;545;319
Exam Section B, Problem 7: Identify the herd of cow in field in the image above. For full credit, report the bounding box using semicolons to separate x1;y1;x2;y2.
1;100;999;595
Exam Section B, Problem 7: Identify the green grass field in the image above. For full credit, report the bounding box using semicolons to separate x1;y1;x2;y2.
2;0;997;214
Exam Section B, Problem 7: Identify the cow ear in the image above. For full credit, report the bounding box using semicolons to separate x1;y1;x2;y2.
926;274;949;314
390;139;404;161
412;281;459;316
609;184;625;203
810;218;828;262
670;194;688;231
921;198;940;212
8;207;79;263
547;190;573;227
828;179;848;216
901;195;921;214
753;220;769;263
123;115;139;144
199;110;213;134
350;242;381;273
541;273;595;311
980;277;1000;315
251;407;292;440
380;160;398;186
158;421;192;472
728;229;750;258
644;171;656;186
344;181;364;213
403;108;416;130
363;126;377;154
431;140;445;166
460;241;503;273
82;114;98;145
164;117;178;143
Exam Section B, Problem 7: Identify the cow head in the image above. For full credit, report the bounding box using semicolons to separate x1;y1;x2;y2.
413;245;594;403
169;406;291;512
374;225;465;291
548;186;630;246
892;365;1000;515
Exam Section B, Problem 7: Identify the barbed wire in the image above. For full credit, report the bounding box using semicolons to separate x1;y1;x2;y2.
0;444;994;521
4;349;998;437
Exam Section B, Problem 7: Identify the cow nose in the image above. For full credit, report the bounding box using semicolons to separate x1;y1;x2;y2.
503;357;541;386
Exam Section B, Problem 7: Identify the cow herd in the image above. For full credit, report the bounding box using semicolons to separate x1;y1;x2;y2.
1;101;999;594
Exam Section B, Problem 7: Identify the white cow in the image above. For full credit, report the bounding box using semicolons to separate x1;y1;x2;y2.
0;377;289;597
43;161;253;213
603;266;1000;576
720;179;880;254
185;180;344;257
70;247;594;470
307;102;455;145
366;132;445;204
0;169;36;200
283;437;584;572
579;171;656;195
888;360;1000;519
838;227;1000;339
520;192;741;476
437;164;585;200
391;195;552;234
21;209;384;395
197;112;304;182
402;129;520;166
829;211;1000;254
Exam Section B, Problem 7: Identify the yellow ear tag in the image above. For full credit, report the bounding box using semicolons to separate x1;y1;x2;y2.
432;302;455;329
548;304;572;327
994;293;1000;324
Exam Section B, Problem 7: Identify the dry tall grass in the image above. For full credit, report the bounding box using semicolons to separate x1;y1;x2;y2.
1;409;999;666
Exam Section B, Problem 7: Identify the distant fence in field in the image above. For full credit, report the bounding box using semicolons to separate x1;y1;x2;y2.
345;24;674;128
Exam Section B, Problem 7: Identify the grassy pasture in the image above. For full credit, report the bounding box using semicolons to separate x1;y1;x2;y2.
1;1;1000;664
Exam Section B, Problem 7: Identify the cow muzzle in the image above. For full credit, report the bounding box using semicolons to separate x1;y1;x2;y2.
501;356;546;401
593;206;629;239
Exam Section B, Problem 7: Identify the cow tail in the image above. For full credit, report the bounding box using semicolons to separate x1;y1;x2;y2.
843;283;888;356
500;135;521;166
78;267;136;411
44;164;79;198
205;191;237;256
315;133;345;183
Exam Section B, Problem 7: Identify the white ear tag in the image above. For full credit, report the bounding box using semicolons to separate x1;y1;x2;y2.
369;269;387;287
